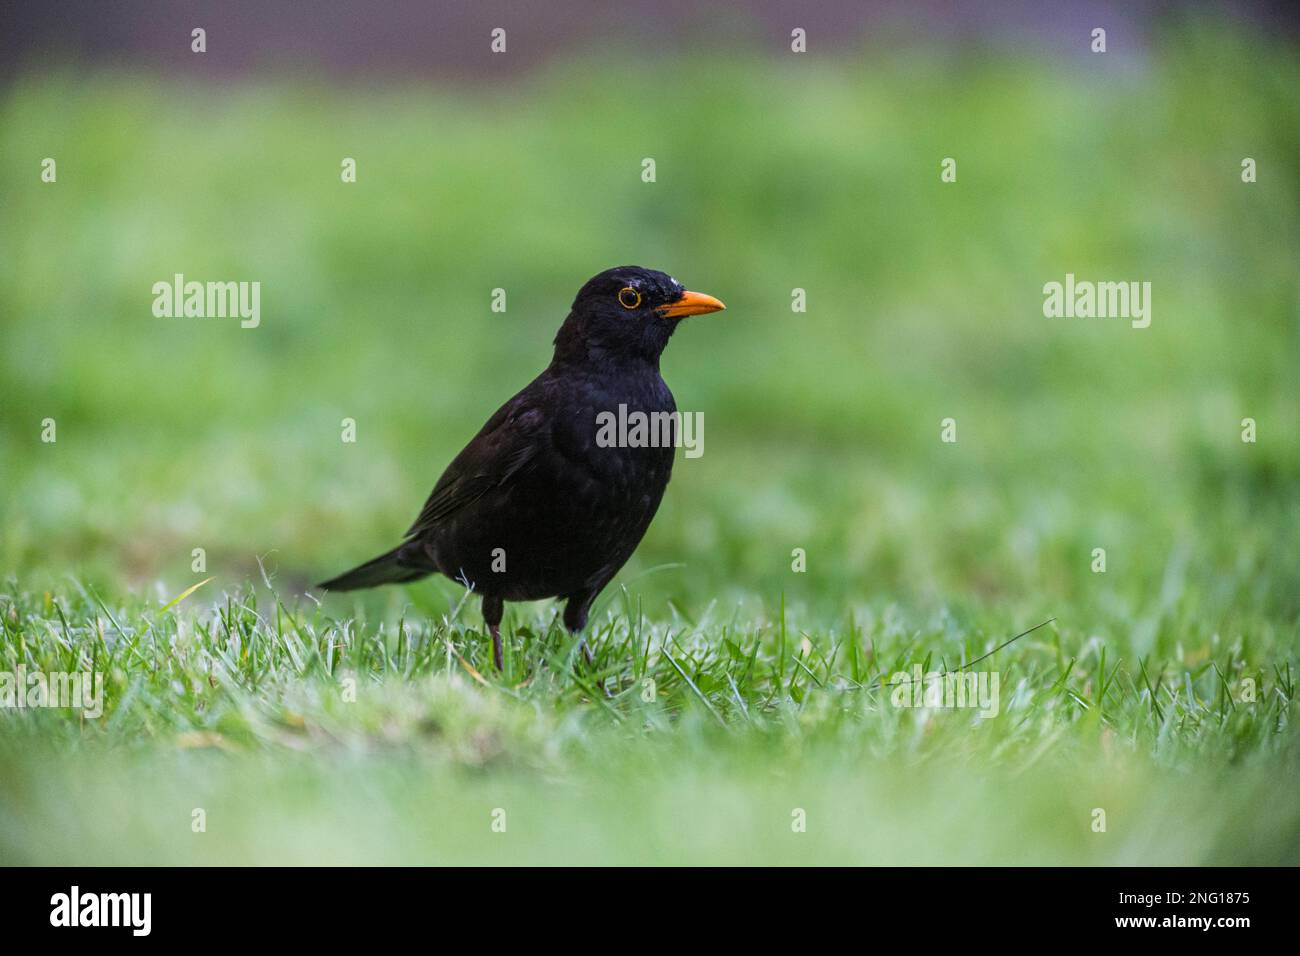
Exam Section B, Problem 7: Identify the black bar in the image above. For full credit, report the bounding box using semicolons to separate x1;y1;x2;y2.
2;867;1285;940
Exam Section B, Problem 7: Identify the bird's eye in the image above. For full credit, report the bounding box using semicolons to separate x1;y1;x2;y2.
617;287;642;310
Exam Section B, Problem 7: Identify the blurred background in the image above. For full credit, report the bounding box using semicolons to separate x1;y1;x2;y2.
2;1;1296;631
0;0;1298;866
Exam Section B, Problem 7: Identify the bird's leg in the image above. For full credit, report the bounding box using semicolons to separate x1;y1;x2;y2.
563;592;593;651
482;594;504;670
563;590;600;669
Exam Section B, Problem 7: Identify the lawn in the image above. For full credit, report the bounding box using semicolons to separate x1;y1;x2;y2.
1;20;1298;864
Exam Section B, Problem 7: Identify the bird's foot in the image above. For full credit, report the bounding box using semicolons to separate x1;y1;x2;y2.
490;622;503;671
575;639;615;698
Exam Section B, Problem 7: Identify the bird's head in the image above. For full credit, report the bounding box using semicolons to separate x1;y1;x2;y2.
553;266;726;366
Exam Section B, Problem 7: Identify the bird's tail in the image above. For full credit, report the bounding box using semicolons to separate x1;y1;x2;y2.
316;545;431;591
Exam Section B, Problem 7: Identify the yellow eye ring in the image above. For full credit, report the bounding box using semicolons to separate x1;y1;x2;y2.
618;287;642;310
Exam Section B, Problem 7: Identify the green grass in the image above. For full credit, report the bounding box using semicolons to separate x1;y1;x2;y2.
1;586;1297;864
1;19;1298;864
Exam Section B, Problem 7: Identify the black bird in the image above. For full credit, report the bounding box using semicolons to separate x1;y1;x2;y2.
318;266;726;668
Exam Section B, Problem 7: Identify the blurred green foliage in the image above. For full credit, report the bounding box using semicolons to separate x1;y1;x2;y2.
2;25;1297;625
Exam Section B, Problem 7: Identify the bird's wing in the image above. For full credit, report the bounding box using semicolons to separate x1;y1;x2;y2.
403;388;546;540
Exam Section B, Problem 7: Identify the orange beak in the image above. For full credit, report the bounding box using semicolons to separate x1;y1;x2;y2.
658;290;727;318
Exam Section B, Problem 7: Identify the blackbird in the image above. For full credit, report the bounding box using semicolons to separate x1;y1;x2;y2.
318;266;726;668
